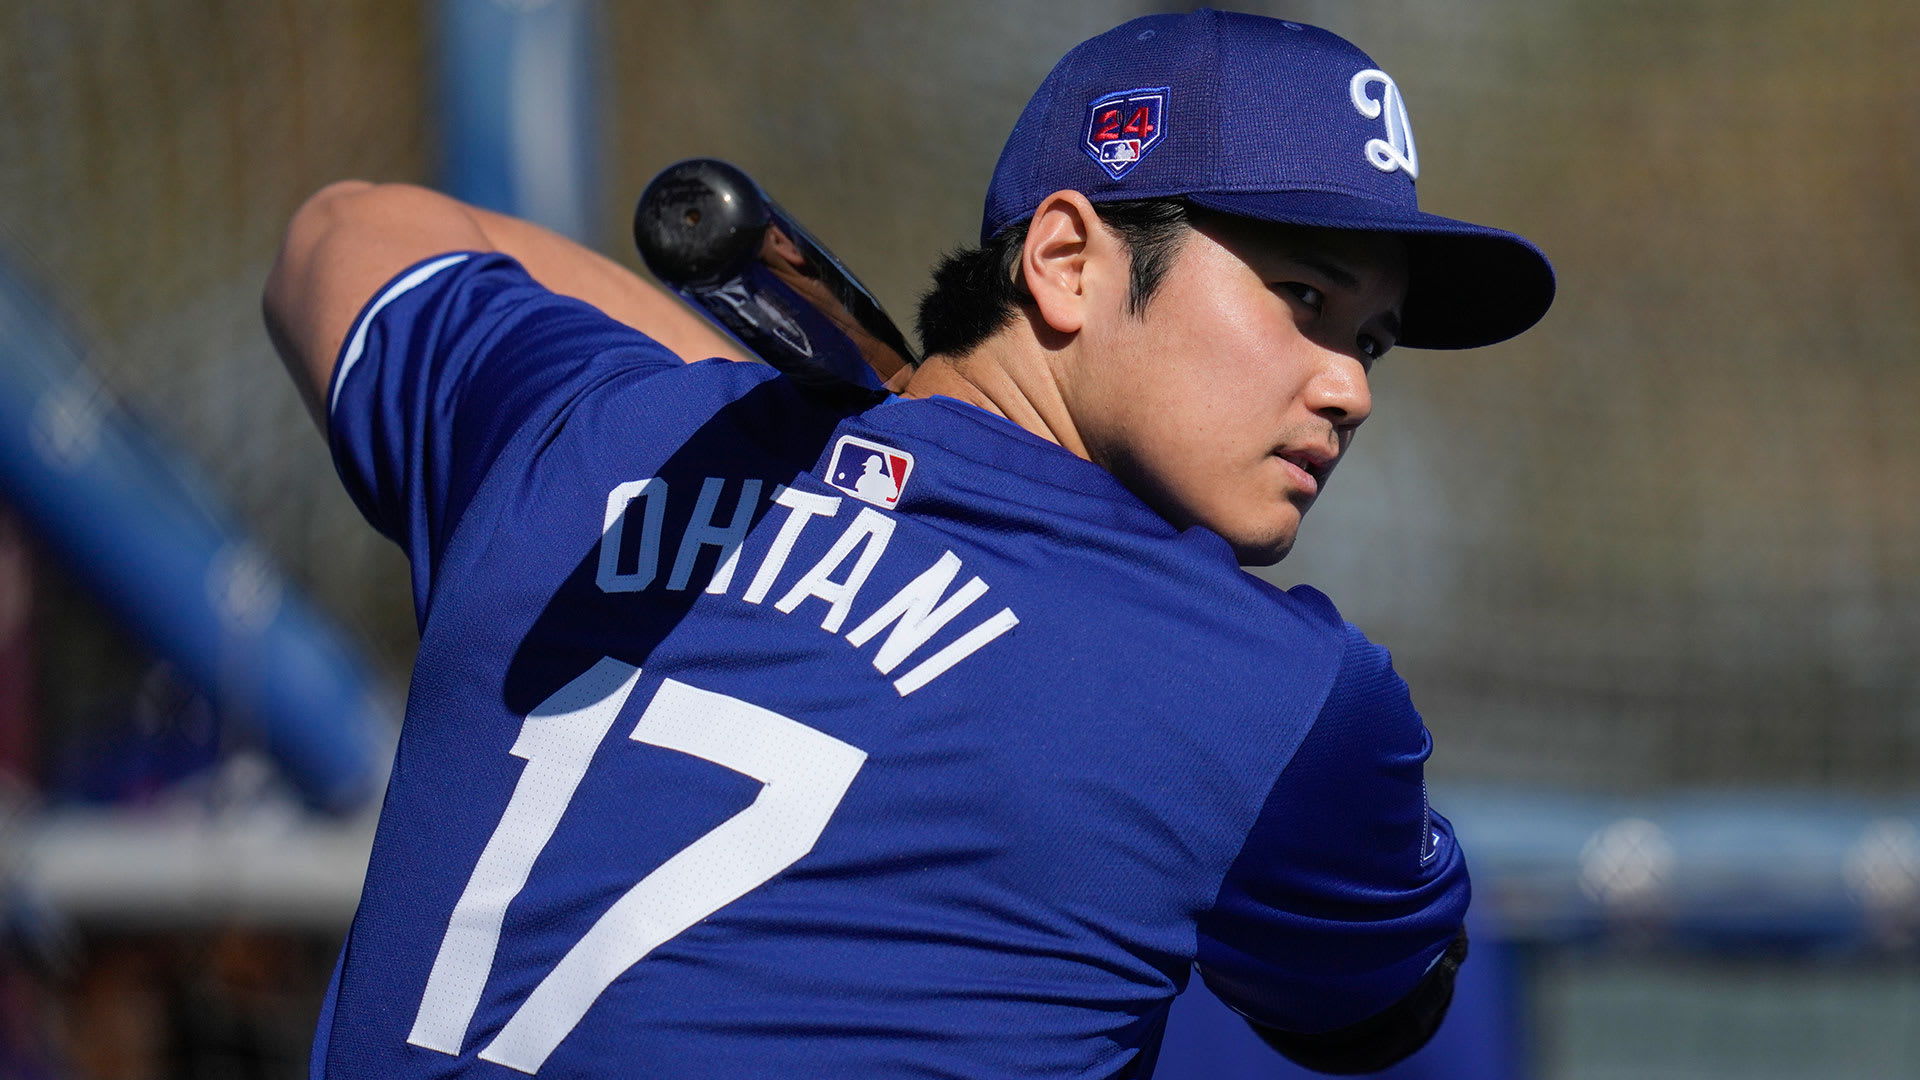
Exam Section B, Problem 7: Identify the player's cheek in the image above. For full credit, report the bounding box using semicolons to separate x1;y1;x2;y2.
1215;461;1281;536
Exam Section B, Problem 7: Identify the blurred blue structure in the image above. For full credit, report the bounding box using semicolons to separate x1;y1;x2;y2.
1448;790;1920;951
436;0;599;240
1155;791;1920;1079
0;256;388;813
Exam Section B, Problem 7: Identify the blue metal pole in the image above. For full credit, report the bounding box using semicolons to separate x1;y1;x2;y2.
435;0;600;240
0;259;389;813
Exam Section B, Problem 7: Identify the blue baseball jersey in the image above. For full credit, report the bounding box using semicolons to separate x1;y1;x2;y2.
313;252;1468;1079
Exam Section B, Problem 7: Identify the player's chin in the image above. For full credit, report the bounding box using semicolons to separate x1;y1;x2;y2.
1223;501;1307;567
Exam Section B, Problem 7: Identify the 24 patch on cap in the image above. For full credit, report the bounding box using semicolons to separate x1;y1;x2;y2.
1084;87;1168;178
826;435;914;509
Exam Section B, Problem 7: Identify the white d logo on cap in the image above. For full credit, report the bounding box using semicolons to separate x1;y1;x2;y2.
1349;69;1419;179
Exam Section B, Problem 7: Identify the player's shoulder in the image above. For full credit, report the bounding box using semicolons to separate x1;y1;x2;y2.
1243;580;1416;736
1270;584;1413;725
1308;606;1425;757
1225;575;1354;658
1254;582;1393;667
1270;580;1342;632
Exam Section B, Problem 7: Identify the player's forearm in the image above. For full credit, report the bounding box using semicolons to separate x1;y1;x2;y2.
1251;927;1468;1075
264;180;748;431
458;202;747;364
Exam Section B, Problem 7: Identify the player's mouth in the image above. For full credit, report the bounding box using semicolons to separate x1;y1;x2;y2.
1275;447;1335;497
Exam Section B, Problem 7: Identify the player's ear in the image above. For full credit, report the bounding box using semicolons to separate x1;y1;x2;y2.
1021;190;1119;336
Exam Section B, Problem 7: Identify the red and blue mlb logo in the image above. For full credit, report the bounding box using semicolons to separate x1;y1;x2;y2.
826;435;915;509
1084;87;1168;179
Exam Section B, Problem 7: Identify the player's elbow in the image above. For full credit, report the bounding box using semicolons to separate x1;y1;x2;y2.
283;179;385;252
266;180;466;427
265;180;378;324
1249;927;1469;1075
305;177;382;211
276;178;431;265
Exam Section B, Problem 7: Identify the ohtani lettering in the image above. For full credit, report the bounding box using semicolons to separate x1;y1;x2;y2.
774;506;896;634
670;476;763;592
597;478;1018;695
743;486;843;604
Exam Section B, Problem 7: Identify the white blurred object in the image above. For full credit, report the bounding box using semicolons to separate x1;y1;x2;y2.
1844;818;1920;910
1579;816;1676;909
15;798;376;930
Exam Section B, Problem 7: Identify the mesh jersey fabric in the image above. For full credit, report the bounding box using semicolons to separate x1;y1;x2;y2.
315;252;1467;1079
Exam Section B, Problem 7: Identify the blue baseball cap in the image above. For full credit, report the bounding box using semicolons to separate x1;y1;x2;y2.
981;10;1554;349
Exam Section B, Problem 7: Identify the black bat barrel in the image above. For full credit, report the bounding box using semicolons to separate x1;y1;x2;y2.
634;159;771;287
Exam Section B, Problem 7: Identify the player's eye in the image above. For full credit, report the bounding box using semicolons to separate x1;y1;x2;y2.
1276;282;1324;312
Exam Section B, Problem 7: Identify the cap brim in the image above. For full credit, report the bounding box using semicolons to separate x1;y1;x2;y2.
1183;190;1554;350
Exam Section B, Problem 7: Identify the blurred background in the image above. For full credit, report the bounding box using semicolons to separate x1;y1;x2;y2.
0;0;1915;1076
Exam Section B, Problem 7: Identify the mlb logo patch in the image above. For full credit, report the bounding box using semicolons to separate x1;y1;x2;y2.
1084;87;1168;179
826;435;914;509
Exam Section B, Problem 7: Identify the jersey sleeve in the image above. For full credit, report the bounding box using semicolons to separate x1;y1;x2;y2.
1194;619;1470;1035
325;251;686;614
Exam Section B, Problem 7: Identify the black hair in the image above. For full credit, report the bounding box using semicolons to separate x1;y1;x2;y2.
914;198;1193;359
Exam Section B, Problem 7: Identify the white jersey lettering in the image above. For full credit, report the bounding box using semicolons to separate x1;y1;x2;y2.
597;478;668;593
667;476;764;594
592;479;1016;692
846;551;990;675
892;608;1020;696
742;486;842;604
775;507;896;633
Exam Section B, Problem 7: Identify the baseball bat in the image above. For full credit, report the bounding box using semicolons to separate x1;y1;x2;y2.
634;159;917;394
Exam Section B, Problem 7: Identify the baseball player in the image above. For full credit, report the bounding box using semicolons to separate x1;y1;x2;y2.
265;10;1551;1078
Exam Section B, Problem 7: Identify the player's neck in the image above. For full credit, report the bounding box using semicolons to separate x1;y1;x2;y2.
900;330;1088;459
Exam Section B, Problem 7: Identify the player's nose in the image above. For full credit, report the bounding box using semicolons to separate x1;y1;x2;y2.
1303;346;1372;429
